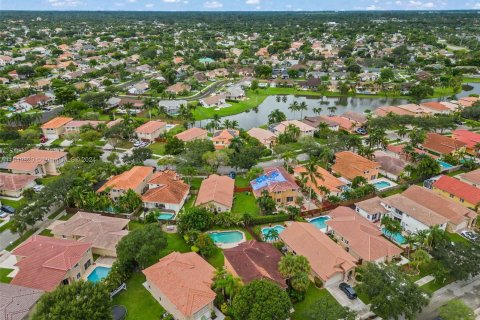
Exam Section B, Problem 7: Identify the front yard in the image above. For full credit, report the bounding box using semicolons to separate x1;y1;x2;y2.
292;284;341;319
148;142;166;155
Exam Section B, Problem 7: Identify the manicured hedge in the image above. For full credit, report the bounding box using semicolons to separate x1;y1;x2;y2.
250;214;289;226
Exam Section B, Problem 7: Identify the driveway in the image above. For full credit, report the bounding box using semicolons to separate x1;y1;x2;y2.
326;284;369;314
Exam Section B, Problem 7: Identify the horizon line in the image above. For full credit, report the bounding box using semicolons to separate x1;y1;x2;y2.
1;9;480;12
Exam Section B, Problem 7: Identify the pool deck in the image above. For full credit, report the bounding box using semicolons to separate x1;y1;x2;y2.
82;257;115;281
208;230;246;249
370;177;398;191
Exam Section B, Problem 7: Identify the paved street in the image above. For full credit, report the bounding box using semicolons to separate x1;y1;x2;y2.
417;275;480;319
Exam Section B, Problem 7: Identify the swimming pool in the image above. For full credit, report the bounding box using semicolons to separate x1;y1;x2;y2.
308;216;331;230
87;266;111;283
437;160;454;170
382;228;406;245
209;231;244;244
374;181;392;190
261;225;285;240
157;213;175;220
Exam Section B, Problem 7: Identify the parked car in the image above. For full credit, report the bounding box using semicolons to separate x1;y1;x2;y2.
356;127;368;135
339;282;357;300
0;211;8;218
1;205;15;214
33;185;45;193
133;141;142;147
461;230;479;242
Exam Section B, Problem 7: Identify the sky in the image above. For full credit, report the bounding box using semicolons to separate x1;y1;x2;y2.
2;0;480;11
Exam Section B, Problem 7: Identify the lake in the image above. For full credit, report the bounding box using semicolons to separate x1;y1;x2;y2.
197;82;480;130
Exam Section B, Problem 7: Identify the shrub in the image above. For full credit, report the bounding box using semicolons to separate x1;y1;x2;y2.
250;214;289;226
314;276;323;288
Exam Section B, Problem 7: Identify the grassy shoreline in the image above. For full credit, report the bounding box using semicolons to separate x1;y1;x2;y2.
192;85;460;120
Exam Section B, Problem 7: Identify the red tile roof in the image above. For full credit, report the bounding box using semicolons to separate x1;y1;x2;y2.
326;207;403;262
433;175;480;206
423;133;467;155
0;173;36;192
332;151;380;180
135;121;167;134
97;166;153;193
452;129;480;149
223;240;287;288
195;174;234;208
143;252;215;317
8;149;67;172
11;236;91;292
142;170;189;205
175;127;208;142
41;116;74;129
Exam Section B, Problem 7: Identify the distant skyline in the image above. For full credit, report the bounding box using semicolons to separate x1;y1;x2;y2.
2;0;480;12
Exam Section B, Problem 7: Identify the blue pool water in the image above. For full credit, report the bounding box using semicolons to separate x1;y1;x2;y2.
382;228;406;245
157;213;175;220
87;266;111;283
437;160;454;170
261;225;285;240
209;231;244;244
374;181;392;190
309;216;331;230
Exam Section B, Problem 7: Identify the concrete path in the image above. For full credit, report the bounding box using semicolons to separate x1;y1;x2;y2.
415;275;435;286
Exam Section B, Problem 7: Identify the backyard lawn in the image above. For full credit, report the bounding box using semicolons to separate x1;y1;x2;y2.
292;284;340;319
112;272;166;320
189;177;203;190
234;176;250;188
207;248;224;269
159;232;191;257
232;192;260;217
1;198;28;210
148;142;166;155
0;268;13;283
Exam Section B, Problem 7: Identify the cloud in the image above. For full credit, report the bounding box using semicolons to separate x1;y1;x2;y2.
246;0;260;4
163;0;181;2
203;1;223;8
145;3;154;7
47;0;84;7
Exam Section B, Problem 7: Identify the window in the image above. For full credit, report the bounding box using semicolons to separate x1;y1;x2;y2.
76;273;81;279
74;263;78;269
84;259;91;270
277;199;281;203
286;196;294;202
62;279;69;285
460;198;464;203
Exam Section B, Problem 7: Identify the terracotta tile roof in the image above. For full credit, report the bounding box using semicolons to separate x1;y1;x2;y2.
374;106;415;117
355;196;389;215
421;102;450;112
423;133;467;155
142;170;189;205
327;116;356;131
97;166;153;193
212;129;239;143
223;240;287;288
382;194;449;227
246;128;277;145
24;94;51;106
457;96;479;107
41;117;74;129
302;116;339;128
332;151;380;180
279;222;357;282
143;252;215;317
293;165;346;194
51;211;129;252
201;94;226;106
251;166;300;197
459;168;480;186
8;149;67;172
175;128;208;142
195;174;234;209
11;236;92;292
0;283;43;320
386;144;427;161
135;121;167;134
65;120;104;129
341;111;367;123
0;173;36;192
433;176;480;207
274;120;316;134
373;150;408;176
327;207;403;262
452;129;480;149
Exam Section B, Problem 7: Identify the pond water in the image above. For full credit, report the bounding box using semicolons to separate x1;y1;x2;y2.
197;82;480;130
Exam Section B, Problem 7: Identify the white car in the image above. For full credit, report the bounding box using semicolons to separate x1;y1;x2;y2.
33;185;45;193
0;211;8;219
133;141;142;147
461;230;479;242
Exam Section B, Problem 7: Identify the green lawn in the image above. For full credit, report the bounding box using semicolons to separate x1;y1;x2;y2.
0;268;13;283
463;77;480;83
58;213;75;221
160;232;191;257
207;248;224;269
112;272;166;320
128;220;146;231
116;140;134;149
39;229;53;237
292;284;340;319
189;177;203;190
39;176;59;185
148;142;166;155
232;192;260;217
445;232;470;245
0;221;13;233
1;198;28;210
234;176;250;188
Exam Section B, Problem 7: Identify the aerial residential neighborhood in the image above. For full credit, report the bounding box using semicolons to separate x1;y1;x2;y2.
1;3;480;320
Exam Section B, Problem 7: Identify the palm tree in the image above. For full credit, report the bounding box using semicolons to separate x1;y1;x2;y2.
276;96;281;103
327;105;337;116
282;151;296;171
411;249;431;273
397;125;408;139
278;254;311;292
212;268;241;305
223;119;232;129
302;158;324;210
230;120;239;130
313;107;322;115
266;229;280;241
298;101;308;120
268;109;286;125
288;101;299;118
212;114;222;130
282;95;288;103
